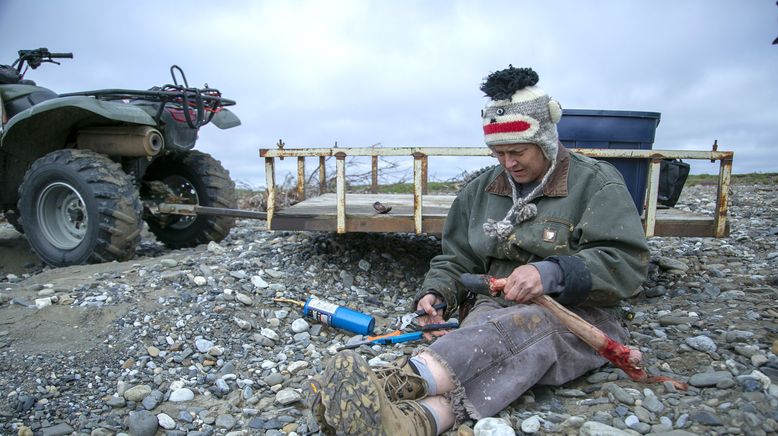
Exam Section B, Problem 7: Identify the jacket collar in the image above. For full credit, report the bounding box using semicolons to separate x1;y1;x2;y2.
485;145;570;198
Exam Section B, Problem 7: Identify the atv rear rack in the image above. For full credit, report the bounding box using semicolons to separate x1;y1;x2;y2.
59;88;236;129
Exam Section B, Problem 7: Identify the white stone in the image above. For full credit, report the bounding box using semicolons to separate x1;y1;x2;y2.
287;360;309;374
157;412;176;429
159;258;178;268
752;354;768;367
195;338;215;353
265;269;285;278
207;241;224;253
579;421;633;436
169;388;194;402
123;385;151;402
169;380;186;390
624;414;640;428
251;276;268;289
561;415;585;429
474;417;515;436
685;335;717;353
234;317;252;330
520;415;541;433
35;297;52;309
368;356;391;367
749;370;771;389
235;292;253;306
275;388;302;405
116;380;128;396
260;328;279;341
193;276;207;286
291;319;310;333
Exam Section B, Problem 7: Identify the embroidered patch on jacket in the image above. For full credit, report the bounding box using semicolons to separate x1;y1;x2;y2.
542;227;557;243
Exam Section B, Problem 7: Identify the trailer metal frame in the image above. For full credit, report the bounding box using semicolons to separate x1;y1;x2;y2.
254;143;733;238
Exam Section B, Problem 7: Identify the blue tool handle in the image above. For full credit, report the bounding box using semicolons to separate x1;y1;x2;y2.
374;331;423;344
418;322;459;331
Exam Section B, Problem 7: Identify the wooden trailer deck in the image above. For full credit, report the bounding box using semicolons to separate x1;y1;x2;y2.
260;146;734;238
270;193;724;238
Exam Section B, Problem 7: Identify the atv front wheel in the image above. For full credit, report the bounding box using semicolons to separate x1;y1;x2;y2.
143;151;235;248
18;149;143;266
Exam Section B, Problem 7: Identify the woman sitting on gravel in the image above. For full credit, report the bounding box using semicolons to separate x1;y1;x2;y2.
309;66;650;435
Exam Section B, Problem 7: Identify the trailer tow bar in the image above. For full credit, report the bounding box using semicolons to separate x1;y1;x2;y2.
157;203;268;220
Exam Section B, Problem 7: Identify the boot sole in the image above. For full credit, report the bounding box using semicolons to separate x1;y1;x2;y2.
320;350;388;436
307;378;336;436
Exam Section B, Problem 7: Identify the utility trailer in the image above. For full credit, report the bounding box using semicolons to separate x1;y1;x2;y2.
249;143;733;239
156;109;733;242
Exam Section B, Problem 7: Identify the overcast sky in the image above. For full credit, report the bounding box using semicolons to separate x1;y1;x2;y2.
2;0;776;188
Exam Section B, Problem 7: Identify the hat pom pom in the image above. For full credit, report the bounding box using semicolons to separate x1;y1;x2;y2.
548;100;562;123
480;66;539;101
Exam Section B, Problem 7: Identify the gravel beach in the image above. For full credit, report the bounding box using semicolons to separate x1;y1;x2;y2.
1;182;776;436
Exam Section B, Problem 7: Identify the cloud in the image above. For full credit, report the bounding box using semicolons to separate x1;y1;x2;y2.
2;0;776;189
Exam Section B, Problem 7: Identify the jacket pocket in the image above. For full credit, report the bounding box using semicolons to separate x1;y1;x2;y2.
534;217;574;255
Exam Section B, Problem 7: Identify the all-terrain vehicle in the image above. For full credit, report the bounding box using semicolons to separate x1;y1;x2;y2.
0;48;240;267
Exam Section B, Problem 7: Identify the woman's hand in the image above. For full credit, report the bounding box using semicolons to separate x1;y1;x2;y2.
416;293;449;340
502;264;544;303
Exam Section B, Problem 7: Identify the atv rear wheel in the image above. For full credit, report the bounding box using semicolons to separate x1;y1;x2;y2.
18;149;143;266
143;151;235;248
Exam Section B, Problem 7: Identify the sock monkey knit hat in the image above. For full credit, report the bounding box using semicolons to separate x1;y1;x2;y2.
480;66;563;240
481;66;562;160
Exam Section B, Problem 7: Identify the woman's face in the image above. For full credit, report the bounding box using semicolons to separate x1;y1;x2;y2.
491;143;550;184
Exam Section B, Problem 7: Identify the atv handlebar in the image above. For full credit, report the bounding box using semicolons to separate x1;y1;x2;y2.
12;48;73;74
48;52;74;59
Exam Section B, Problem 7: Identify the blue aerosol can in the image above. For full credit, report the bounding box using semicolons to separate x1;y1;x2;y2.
302;296;375;336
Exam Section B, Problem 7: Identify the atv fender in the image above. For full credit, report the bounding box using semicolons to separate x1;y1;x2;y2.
211;107;241;129
1;96;156;161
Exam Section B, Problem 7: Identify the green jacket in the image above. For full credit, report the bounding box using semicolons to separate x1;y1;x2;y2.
417;146;650;316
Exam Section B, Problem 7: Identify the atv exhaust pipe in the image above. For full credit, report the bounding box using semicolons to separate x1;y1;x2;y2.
77;126;163;157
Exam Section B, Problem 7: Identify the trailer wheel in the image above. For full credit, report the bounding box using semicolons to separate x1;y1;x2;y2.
142;151;235;248
17;149;143;266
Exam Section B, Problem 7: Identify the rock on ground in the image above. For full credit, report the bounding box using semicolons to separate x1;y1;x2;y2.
0;183;777;435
